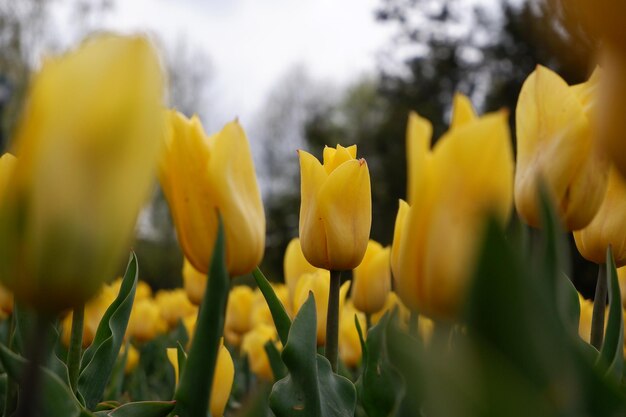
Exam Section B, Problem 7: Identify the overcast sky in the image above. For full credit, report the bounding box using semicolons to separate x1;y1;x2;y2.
83;0;393;128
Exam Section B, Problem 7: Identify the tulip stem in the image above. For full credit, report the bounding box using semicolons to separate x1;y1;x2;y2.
365;313;372;331
325;270;341;372
67;303;85;393
590;263;608;349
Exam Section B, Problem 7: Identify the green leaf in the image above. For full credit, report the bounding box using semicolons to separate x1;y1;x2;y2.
253;267;292;346
78;253;138;409
599;246;624;378
105;401;176;417
173;217;229;417
176;342;188;380
264;340;287;381
269;293;356;417
0;344;89;417
355;313;404;417
556;273;581;335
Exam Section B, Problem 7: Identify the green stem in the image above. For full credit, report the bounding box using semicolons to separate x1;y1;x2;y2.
591;263;608;349
365;313;372;332
325;270;341;372
3;307;17;417
67;303;84;393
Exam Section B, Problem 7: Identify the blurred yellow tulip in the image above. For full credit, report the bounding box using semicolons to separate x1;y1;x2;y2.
62;283;117;347
371;292;410;328
298;145;371;271
127;299;166;342
0;35;165;311
574;168;626;266
339;302;365;368
515;65;608;230
159;111;265;276
578;295;595;343
224;285;255;339
241;324;280;381
619;267;626;309
392;95;513;318
284;238;321;298
183;258;206;305
122;344;140;375
351;240;391;314
155;289;197;329
110;278;152;301
167;343;234;417
292;271;351;346
251;284;291;327
0;153;16;201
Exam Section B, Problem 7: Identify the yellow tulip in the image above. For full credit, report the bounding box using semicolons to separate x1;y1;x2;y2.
127;299;166;342
339;301;366;367
167;343;234;417
155;289;198;329
0;35;164;311
619;267;626;309
241;323;280;381
183;257;206;305
578;295;595;343
251;284;291;327
351;240;391;314
515;65;608;230
298;144;371;271
371;292;410;327
292;271;351;346
224;285;255;337
159;111;265;276
284;238;321;298
122;344;140;375
574;168;626;266
392;94;513;318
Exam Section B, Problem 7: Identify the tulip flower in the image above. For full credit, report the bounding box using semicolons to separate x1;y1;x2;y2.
241;324;280;381
338;301;366;367
167;343;234;417
159;111;265;276
127;299;167;342
155;289;198;329
298;144;371;271
284;238;322;298
183;257;206;305
351;240;391;315
292;271;351;346
574;168;626;266
515;65;608;230
392;94;513;318
0;35;165;311
225;285;254;335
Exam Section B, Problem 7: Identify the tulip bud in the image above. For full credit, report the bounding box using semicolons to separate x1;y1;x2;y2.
392;95;513;318
159;111;265;276
183;257;206;305
224;285;255;336
167;343;234;417
515;65;608;230
339;301;365;368
155;289;197;329
574;168;626;266
351;240;391;314
284;238;321;299
127;299;166;342
241;324;279;381
292;271;350;346
298;145;372;271
0;35;165;311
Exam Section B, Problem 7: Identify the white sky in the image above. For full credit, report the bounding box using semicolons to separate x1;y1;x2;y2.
87;0;393;128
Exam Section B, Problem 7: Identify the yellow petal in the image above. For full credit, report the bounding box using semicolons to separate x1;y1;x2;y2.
283;238;320;298
183;257;206;306
317;159;372;270
207;120;265;276
167;348;179;385
298;150;330;268
352;241;391;314
323;144;357;175
450;93;477;129
210;345;234;417
406;112;433;206
390;200;410;290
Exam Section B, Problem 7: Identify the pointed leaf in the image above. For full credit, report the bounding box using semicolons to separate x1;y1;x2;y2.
264;340;287;381
78;253;138;409
600;246;624;378
106;400;176;417
253;267;292;345
269;293;356;417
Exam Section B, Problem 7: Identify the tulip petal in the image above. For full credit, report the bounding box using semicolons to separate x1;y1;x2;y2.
390;200;410;287
323;144;358;175
450;93;477;129
298;150;330;268
406;112;433;206
207;120;265;276
317;159;372;271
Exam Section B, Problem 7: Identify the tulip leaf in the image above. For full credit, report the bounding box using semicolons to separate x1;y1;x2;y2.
269;293;357;417
173;217;229;417
556;273;581;335
253;267;292;346
94;400;176;417
78;252;138;409
0;344;91;417
264;340;287;381
599;246;624;379
355;313;404;417
176;342;188;379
